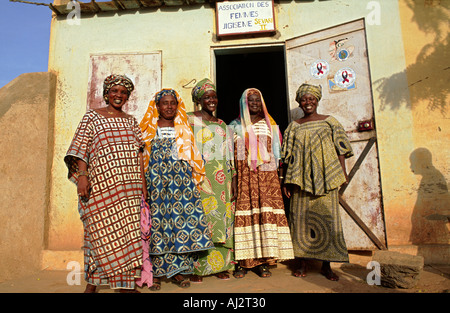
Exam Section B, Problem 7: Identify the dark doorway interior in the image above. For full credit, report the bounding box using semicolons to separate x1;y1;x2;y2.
215;46;289;133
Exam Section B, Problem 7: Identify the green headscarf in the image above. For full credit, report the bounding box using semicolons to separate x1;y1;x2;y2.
191;78;216;104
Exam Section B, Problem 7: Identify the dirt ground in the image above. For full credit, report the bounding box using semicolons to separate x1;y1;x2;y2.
0;261;448;294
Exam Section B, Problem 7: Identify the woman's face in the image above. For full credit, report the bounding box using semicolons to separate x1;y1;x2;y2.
157;95;178;120
248;93;262;115
299;93;318;115
200;90;218;114
107;85;129;109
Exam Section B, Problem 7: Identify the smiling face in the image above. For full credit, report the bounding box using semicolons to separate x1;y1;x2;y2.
299;93;319;115
248;93;263;115
107;85;129;109
200;90;218;114
157;95;178;121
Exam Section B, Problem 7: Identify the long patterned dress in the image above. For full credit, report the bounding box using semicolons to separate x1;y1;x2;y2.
64;110;144;289
231;119;294;268
187;113;236;276
146;127;214;278
281;116;353;262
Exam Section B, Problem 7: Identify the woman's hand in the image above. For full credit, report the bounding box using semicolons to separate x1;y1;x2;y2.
142;185;148;201
282;185;292;199
231;176;238;202
76;159;90;199
139;151;148;200
77;175;90;199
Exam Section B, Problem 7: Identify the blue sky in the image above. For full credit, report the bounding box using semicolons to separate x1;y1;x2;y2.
1;0;54;88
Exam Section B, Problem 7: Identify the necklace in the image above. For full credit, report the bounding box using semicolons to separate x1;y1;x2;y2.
106;106;121;115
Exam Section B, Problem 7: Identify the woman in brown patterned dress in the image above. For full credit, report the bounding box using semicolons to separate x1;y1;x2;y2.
229;88;294;278
280;83;353;281
65;74;146;293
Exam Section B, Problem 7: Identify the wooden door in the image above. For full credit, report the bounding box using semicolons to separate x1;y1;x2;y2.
285;19;387;250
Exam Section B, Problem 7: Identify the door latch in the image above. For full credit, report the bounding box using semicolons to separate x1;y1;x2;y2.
358;120;374;131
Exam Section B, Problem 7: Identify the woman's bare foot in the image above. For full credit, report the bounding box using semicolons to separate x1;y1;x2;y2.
84;284;97;293
190;275;203;283
293;259;307;277
320;262;339;281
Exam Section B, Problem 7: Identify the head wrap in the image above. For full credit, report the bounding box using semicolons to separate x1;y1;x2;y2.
295;83;322;103
139;88;205;185
155;89;178;105
103;74;135;103
229;88;282;172
191;78;217;104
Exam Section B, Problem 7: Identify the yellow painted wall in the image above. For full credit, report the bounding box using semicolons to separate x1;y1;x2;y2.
398;0;450;250
45;0;448;264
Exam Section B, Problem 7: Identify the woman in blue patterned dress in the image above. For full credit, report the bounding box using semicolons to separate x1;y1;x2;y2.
139;89;214;290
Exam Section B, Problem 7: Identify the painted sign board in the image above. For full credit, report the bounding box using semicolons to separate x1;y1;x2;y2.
216;0;276;37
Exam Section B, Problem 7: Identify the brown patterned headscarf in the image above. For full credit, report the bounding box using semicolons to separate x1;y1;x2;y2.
103;74;135;103
295;83;322;103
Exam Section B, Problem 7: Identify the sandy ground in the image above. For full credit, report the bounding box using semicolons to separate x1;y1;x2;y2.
1;261;448;294
0;262;448;312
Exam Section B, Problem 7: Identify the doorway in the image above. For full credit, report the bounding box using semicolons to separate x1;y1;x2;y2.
213;45;289;133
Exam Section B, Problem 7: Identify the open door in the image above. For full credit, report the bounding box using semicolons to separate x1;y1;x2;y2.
285;19;387;250
213;45;289;132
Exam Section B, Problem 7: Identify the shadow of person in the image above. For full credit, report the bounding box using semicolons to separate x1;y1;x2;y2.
409;148;450;247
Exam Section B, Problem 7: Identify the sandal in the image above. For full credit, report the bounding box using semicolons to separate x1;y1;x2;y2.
149;278;161;291
172;274;191;288
190;275;203;283
215;272;230;280
254;264;272;278
233;265;247;279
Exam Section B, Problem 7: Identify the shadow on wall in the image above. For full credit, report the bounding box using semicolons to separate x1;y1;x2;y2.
374;0;449;114
409;148;450;246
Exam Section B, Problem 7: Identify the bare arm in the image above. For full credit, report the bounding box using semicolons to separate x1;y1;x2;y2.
338;155;349;184
139;151;148;200
76;159;90;198
280;162;292;199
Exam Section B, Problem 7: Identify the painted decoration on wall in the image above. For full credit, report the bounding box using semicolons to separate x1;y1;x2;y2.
310;60;330;79
337;48;351;61
334;67;356;89
329;38;347;61
328;77;356;92
329;38;354;62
